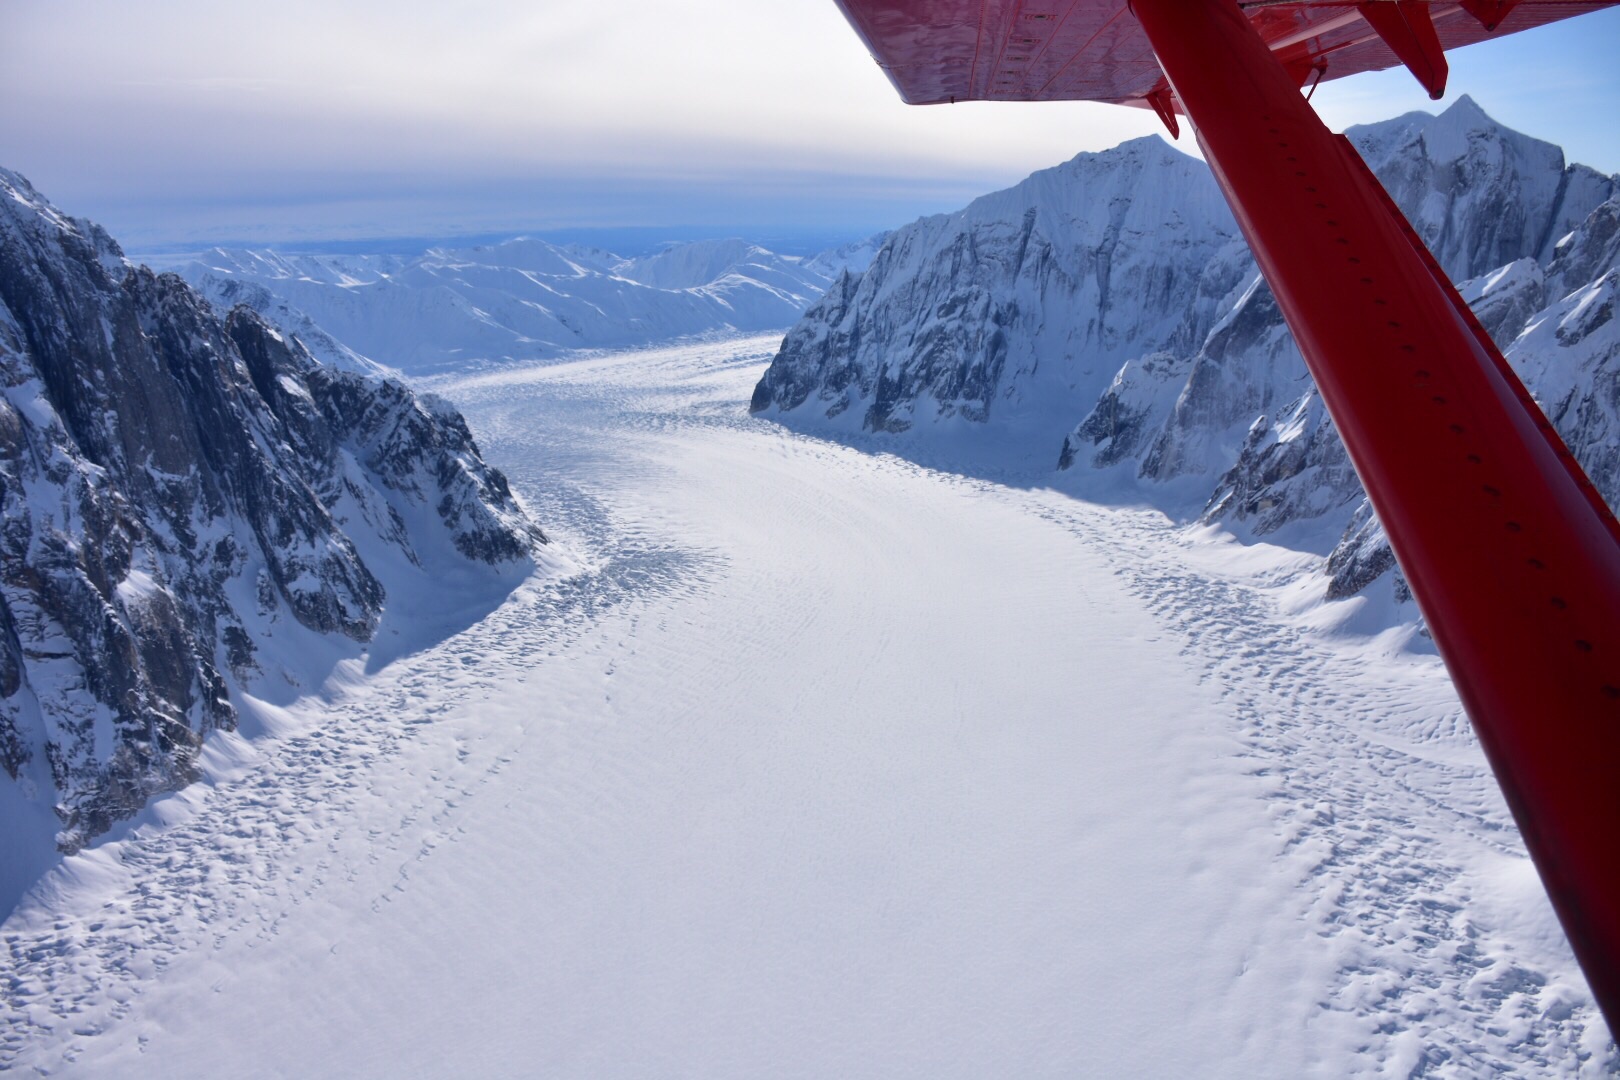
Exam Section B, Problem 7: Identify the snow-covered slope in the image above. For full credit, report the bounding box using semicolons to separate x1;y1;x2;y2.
802;230;889;279
1505;208;1620;512
755;99;1619;603
181;234;850;374
0;168;563;885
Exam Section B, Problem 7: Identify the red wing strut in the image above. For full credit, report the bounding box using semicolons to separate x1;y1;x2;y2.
829;0;1620;1032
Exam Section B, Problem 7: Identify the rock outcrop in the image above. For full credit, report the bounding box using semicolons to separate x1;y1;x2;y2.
0;168;550;852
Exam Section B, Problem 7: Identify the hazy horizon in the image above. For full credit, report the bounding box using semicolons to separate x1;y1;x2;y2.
122;223;891;270
5;2;1617;251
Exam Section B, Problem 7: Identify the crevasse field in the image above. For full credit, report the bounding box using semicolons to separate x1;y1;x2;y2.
2;333;1613;1077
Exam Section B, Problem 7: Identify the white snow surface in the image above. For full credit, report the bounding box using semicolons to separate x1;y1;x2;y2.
1;334;1613;1076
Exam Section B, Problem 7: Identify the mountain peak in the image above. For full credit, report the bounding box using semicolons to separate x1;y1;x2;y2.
1425;92;1522;150
1441;93;1488;123
1346;95;1561;170
1;166;128;280
1068;133;1193;170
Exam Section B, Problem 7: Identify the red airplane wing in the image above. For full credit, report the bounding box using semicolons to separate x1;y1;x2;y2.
836;0;1616;108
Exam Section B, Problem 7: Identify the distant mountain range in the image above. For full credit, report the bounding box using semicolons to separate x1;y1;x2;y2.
753;97;1620;605
179;233;885;375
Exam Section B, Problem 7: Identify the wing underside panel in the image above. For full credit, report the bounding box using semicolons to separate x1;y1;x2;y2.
834;0;1616;107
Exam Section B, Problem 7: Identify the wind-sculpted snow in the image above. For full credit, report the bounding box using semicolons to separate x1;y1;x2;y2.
1;336;1611;1076
756;99;1619;605
0;168;560;874
181;234;849;374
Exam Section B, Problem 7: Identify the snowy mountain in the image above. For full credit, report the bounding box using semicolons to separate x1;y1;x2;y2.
752;136;1242;440
181;233;856;374
754;98;1620;601
0;168;559;864
1094;100;1620;601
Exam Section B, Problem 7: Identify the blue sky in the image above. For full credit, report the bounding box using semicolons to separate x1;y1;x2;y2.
3;1;1616;253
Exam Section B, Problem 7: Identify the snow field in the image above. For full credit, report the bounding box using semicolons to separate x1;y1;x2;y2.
2;334;1612;1077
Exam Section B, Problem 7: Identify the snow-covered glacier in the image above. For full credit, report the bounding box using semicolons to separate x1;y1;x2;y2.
0;168;566;898
5;330;1613;1077
180;233;878;375
753;98;1620;602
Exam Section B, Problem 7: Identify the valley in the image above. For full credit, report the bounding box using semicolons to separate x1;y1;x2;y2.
4;334;1609;1077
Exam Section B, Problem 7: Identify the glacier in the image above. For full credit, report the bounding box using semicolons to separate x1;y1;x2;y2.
2;334;1612;1077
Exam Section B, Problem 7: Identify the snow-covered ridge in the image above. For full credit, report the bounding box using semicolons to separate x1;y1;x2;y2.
753;98;1620;603
179;231;884;375
0;167;563;881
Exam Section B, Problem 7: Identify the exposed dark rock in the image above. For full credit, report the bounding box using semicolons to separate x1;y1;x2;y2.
1326;502;1402;601
0;167;549;852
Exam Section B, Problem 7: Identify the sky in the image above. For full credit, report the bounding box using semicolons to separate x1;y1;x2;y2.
3;1;1618;254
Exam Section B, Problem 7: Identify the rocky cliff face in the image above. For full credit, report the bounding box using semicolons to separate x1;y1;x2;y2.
755;98;1620;604
0;168;551;853
751;136;1243;436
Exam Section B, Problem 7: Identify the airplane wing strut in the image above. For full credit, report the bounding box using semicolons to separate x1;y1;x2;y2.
1130;0;1620;1025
